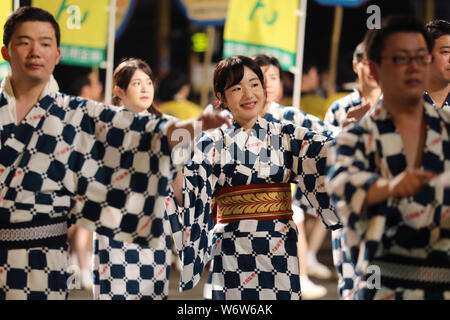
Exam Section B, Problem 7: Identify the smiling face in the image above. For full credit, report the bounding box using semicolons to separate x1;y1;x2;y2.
1;21;61;86
114;69;154;114
219;66;266;129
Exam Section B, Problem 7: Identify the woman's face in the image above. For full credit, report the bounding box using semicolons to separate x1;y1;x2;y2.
220;66;266;129
117;69;154;113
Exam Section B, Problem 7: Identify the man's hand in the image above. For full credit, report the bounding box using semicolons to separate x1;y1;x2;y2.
342;103;371;128
197;112;231;131
364;169;436;207
388;169;437;198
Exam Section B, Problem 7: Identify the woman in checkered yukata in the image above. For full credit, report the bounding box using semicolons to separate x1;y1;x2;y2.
167;56;339;300
92;58;175;300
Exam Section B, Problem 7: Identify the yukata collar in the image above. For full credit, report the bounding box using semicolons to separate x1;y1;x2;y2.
372;99;437;123
228;116;264;131
1;73;59;100
424;91;450;108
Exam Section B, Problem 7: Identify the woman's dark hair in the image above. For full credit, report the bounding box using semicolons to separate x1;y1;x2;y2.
4;6;60;47
251;54;282;76
112;58;160;115
213;56;265;109
157;69;190;103
365;15;433;64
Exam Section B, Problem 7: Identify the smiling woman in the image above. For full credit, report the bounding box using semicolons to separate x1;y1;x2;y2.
214;56;266;130
167;56;339;300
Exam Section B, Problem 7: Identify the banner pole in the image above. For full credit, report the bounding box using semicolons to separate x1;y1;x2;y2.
104;0;116;104
292;0;307;109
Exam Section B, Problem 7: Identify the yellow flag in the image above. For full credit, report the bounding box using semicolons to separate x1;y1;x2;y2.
223;0;299;70
0;0;12;77
33;0;109;67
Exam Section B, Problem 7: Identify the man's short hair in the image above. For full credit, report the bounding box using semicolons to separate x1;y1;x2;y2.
353;42;366;63
365;15;433;64
251;54;282;76
426;19;450;41
3;6;60;47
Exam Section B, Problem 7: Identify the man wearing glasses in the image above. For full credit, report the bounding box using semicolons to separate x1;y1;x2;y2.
326;16;450;300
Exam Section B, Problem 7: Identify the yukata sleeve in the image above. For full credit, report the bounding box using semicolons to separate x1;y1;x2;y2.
61;95;180;247
173;133;220;291
323;101;341;128
289;107;341;138
325;125;381;238
283;123;342;229
289;108;341;219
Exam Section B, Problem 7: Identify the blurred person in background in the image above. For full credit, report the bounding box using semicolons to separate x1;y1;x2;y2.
92;58;173;300
425;19;450;109
300;61;327;120
323;39;382;300
157;69;203;119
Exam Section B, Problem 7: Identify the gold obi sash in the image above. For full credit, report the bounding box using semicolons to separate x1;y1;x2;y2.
214;183;293;223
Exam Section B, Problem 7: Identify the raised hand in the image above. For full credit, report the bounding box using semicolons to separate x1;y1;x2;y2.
342;102;371;128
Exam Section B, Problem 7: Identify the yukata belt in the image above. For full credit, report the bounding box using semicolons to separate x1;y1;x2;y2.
0;217;67;249
372;255;450;291
215;183;293;224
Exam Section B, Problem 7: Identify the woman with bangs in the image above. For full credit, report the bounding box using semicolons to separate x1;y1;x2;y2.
168;56;339;300
92;58;173;300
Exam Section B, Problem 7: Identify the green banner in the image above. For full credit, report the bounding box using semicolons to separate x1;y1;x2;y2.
223;40;296;71
60;45;106;67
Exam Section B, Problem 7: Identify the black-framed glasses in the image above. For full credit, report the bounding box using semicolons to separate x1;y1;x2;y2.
381;54;433;66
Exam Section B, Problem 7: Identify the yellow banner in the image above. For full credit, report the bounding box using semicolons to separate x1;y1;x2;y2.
0;0;12;79
33;0;109;66
223;0;299;70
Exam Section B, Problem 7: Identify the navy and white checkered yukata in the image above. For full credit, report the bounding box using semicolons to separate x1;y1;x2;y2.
424;91;450;110
324;89;363;127
92;227;173;300
0;76;180;300
202;102;341;299
323;90;365;299
168;116;340;300
91;109;174;300
327;101;450;300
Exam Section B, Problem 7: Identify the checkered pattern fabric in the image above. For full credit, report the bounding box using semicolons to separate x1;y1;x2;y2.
0;92;179;299
424;91;450;109
0;246;68;300
202;102;342;299
324;90;363;127
323;91;366;299
93;232;172;300
168;116;336;299
326;102;450;300
273;102;343;226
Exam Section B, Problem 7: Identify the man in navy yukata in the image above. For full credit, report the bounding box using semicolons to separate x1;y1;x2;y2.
0;6;227;300
327;15;450;300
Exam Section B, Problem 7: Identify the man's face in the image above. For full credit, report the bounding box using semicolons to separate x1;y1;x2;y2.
430;34;450;85
353;53;378;89
1;21;61;85
261;64;283;104
371;32;430;103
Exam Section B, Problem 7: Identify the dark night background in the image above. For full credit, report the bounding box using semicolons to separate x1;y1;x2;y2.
20;0;450;100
